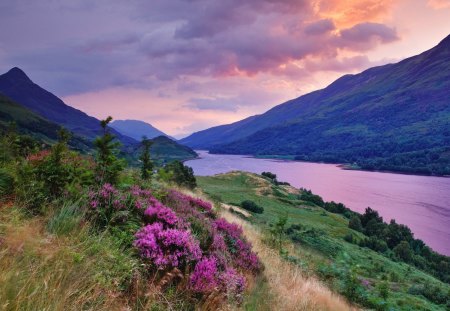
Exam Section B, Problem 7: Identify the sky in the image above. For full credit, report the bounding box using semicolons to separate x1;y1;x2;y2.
0;0;449;138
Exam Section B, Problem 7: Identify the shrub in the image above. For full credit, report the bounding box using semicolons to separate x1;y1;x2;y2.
0;168;14;198
140;137;153;180
299;189;324;207
349;216;363;231
377;281;390;300
93;116;125;185
160;161;197;189
134;222;202;269
240;200;264;214
393;241;412;262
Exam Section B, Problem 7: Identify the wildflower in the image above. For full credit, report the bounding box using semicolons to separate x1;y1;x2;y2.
190;256;219;293
134;223;201;269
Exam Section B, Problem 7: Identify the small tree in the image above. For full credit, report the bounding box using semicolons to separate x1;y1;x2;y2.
94;116;124;185
377;281;390;300
271;215;288;252
140;136;153;180
349;216;363;232
394;241;412;262
162;160;197;189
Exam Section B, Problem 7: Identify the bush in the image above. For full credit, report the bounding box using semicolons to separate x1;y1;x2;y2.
160;161;197;189
240;200;264;214
299;189;324;207
349;216;363;231
0;168;14;198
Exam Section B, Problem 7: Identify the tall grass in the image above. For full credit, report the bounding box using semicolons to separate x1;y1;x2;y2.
0;204;138;311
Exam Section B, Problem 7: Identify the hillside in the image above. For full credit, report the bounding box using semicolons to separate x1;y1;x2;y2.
0;67;136;146
182;35;450;175
110;119;172;141
198;172;450;310
144;136;198;164
0;94;92;152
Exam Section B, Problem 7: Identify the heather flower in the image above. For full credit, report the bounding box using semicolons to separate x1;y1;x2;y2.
214;218;243;240
90;200;98;209
144;203;178;227
190;256;219;293
219;267;246;298
134;222;201;269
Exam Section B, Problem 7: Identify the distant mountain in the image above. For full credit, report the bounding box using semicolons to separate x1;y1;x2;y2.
0;67;136;146
147;136;197;164
110;119;172;141
181;34;450;175
0;68;198;164
0;94;92;151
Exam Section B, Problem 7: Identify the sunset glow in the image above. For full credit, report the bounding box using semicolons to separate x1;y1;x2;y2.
1;0;449;137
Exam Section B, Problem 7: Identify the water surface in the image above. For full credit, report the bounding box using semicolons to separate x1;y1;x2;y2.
186;151;450;256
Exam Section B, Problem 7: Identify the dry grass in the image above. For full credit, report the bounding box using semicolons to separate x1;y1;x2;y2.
220;210;357;311
0;204;130;311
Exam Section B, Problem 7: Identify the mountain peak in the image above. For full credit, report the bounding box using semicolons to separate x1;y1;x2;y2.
3;67;33;83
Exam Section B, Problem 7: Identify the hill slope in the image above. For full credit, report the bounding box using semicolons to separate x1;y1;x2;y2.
0;94;92;151
182;35;450;175
110;119;172;140
0;67;136;146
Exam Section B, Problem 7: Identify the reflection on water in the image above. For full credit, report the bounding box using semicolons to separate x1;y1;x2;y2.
186;151;450;256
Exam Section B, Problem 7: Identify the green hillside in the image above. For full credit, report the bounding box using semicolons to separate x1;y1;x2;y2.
198;172;450;310
0;94;92;152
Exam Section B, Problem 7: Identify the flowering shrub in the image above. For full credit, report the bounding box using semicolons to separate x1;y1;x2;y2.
134;222;201;269
189;256;219;293
144;204;178;227
88;184;260;303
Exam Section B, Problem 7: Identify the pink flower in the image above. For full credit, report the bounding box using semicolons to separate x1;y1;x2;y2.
134;223;201;269
190;256;219;293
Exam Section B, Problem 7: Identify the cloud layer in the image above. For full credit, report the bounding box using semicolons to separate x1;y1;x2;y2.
0;0;449;136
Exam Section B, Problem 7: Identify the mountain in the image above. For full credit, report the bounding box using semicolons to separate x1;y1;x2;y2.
181;34;450;175
0;94;91;151
0;67;136;146
110;119;172;141
0;68;198;164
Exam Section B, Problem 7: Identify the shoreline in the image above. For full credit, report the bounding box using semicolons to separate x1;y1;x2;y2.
201;151;450;178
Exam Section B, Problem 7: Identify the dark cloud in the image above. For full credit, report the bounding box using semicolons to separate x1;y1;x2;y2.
304;19;336;35
0;0;400;96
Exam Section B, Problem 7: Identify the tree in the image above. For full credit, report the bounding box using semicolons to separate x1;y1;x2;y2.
162;160;197;189
349;216;363;232
39;128;71;197
360;207;383;227
93;116;125;185
140;136;153;180
394;241;412;262
241;200;264;214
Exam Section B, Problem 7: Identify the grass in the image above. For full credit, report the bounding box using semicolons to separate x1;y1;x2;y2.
220;208;354;311
198;171;450;311
0;202;138;311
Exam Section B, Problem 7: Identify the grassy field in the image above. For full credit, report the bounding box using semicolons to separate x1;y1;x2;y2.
198;171;450;311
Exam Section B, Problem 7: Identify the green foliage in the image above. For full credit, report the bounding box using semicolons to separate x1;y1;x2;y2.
270;215;287;252
140;136;154;180
0;168;14;198
241;200;264;214
299;189;324;207
394;241;413;262
47;201;83;235
94;116;125;185
377;281;390;300
159;160;196;189
36;128;71;197
349;215;363;231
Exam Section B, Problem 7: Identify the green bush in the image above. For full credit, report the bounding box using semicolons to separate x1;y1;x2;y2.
0;168;14;198
241;200;264;214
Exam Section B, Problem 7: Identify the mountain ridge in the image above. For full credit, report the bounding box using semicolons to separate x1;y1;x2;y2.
181;34;450;175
